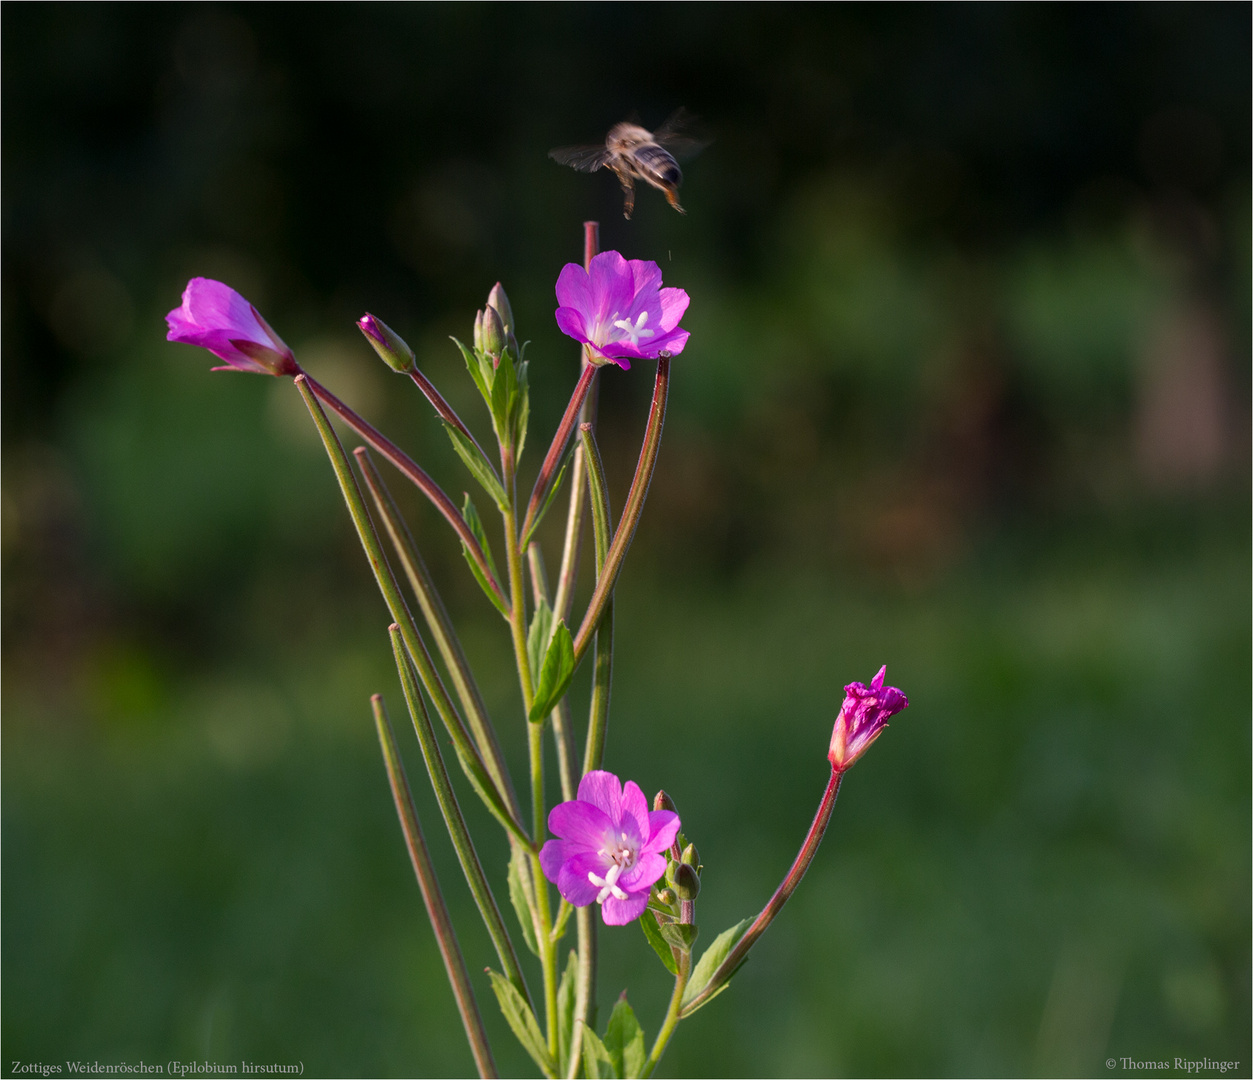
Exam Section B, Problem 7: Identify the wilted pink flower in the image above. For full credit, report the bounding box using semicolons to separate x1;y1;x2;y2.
166;277;297;376
540;770;680;926
828;666;909;773
554;250;689;370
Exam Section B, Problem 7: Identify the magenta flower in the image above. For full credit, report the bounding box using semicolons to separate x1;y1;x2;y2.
828;665;909;773
166;277;298;376
540;770;681;926
554;250;690;370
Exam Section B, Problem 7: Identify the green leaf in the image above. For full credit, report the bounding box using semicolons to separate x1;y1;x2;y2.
581;1022;614;1080
680;917;752;1015
460;493;509;619
451;336;493;407
527;619;575;724
519;452;570;550
557;949;578;1072
507;845;541;957
513;358;530;460
444;423;508;511
487;968;555;1077
640;911;680;976
490;347;518;446
461;540;510;619
603;994;646;1080
658;920;699;953
527;596;554;685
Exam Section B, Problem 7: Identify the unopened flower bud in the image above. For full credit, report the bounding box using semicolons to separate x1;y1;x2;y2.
673;862;700;901
653;790;678;815
680;842;700;869
480;303;506;358
656;887;677;907
357;313;416;373
473;309;485;353
486;282;514;337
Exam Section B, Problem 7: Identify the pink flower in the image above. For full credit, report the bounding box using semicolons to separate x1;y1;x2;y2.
828;666;909;773
554;251;689;370
540;770;681;926
166;277;297;376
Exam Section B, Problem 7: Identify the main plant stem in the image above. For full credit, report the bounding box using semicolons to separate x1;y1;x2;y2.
642;945;691;1079
503;447;560;1064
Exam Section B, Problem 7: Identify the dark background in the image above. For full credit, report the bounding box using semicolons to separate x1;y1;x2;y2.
3;4;1249;1077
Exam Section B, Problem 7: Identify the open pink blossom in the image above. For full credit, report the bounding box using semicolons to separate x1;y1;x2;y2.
828;666;909;773
540;770;680;926
554;250;689;370
166;277;297;376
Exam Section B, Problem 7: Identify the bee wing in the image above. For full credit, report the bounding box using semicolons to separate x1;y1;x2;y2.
548;144;612;173
652;108;710;161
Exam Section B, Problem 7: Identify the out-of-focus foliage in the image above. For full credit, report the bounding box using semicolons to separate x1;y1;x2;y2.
3;5;1248;1078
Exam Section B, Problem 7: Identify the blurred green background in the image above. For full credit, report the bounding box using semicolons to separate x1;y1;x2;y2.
3;5;1249;1078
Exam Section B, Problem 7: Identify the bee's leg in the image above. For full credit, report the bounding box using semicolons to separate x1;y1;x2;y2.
620;176;636;220
662;184;686;215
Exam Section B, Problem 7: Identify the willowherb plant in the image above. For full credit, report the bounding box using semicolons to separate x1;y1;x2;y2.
167;218;909;1079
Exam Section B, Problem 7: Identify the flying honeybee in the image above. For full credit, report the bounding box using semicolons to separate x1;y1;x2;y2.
549;109;707;219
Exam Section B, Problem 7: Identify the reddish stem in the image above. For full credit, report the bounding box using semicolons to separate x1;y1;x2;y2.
679;768;844;1017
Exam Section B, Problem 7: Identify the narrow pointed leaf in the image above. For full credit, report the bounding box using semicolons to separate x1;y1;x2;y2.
680;918;752;1015
451;336;493;408
462;493;510;618
527;619;574;724
445;423;508;511
603;995;646;1080
487;969;555;1077
580;1023;614;1080
557;948;578;1072
507;844;541;958
639;911;679;976
526;596;554;685
519;453;570;551
514;359;530;460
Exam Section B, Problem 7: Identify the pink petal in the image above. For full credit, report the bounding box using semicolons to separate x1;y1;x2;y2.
549;799;613;850
555;306;590;344
587;252;634;328
554;263;594;317
577;770;624;826
643;811;680;855
557;851;612;907
600;891;650;926
617;850;666;893
657;287;690;334
619;781;651;842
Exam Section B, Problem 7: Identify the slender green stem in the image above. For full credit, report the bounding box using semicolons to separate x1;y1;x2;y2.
680;769;845;1018
294;376;531;848
302;373;507;610
529;543;577;803
388;627;533;1010
578;423;614;778
501;445;561;1064
641;941;691;1079
572;356;670;665
567;906;598;1079
371;695;498;1079
520;363;598;545
357;446;521;821
551;442;586;629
